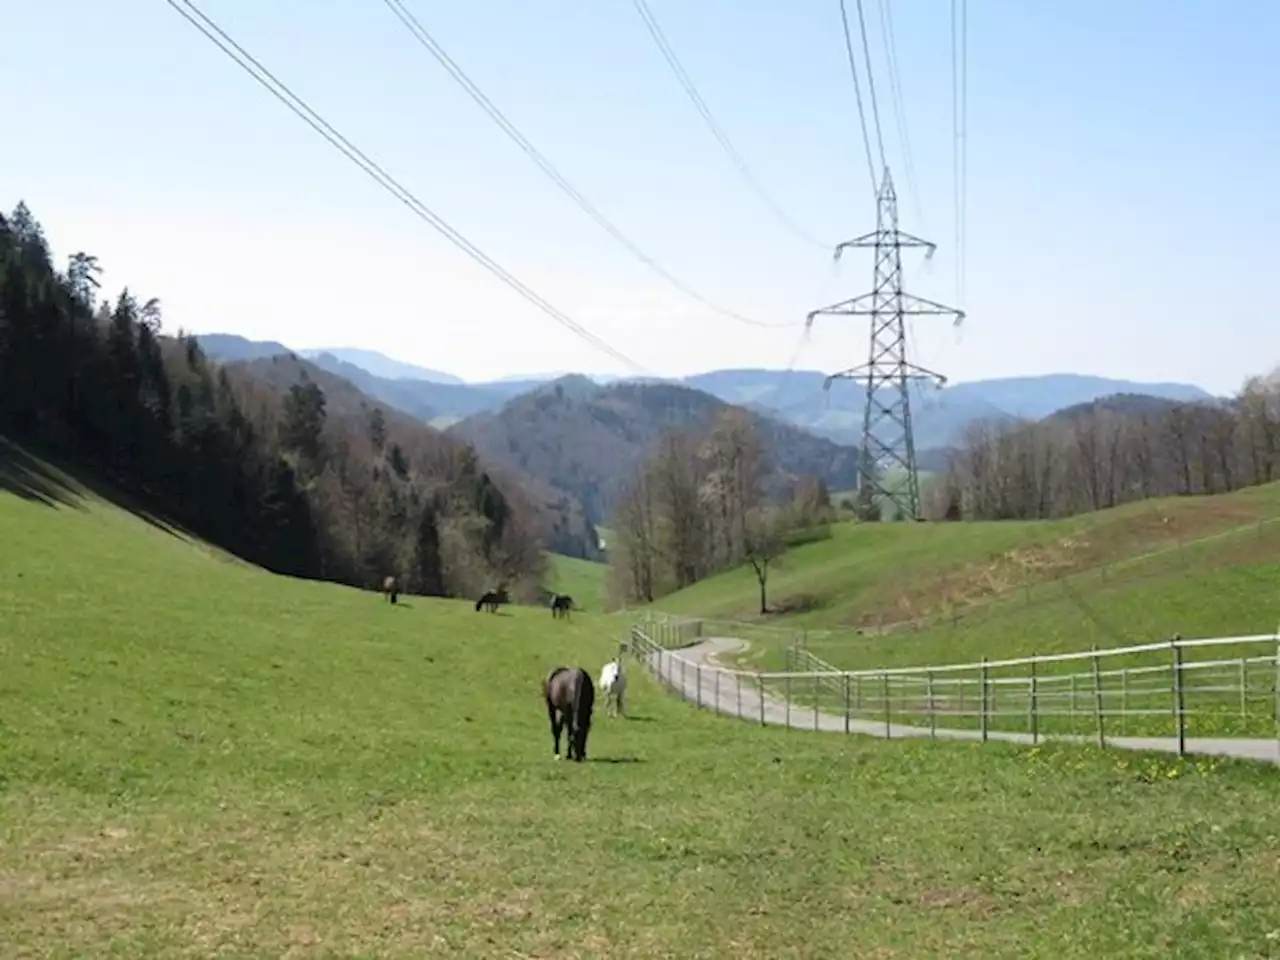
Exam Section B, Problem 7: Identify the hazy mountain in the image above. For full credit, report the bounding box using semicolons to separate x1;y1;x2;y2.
447;377;859;523
194;334;1216;454
298;347;464;385
1042;392;1191;424
679;369;1216;450
193;333;295;363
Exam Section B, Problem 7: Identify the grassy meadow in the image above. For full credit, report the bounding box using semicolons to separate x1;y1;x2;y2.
659;481;1280;643
4;442;1280;956
543;551;608;614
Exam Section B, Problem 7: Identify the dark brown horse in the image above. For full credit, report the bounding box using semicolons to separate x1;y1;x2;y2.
382;575;399;604
550;593;574;619
475;588;509;612
542;666;595;761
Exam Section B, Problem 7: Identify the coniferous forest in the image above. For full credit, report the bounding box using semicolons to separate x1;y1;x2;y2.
0;202;554;599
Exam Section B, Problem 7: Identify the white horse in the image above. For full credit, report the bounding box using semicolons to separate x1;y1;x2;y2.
599;658;627;718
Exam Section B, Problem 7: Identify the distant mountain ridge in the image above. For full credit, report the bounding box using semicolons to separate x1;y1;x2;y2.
298;347;463;385
446;378;860;523
194;334;1217;450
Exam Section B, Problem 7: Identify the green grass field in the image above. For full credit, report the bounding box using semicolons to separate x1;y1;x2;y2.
658;482;1280;637
543;551;608;613
5;443;1280;956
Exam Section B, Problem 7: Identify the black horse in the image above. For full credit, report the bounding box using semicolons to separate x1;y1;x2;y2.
475;588;509;612
550;593;574;619
543;666;595;761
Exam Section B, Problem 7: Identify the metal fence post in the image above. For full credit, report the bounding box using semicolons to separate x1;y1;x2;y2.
1239;658;1247;719
1029;654;1039;745
1092;644;1105;748
1273;630;1280;753
813;674;820;732
882;671;891;739
1120;669;1128;737
927;669;936;739
843;673;851;735
1172;636;1186;756
980;659;989;743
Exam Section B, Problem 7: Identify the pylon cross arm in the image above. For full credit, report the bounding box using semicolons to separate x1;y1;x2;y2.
822;361;948;390
833;230;936;260
806;291;965;322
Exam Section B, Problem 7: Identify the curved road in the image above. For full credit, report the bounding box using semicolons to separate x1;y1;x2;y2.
642;637;1280;764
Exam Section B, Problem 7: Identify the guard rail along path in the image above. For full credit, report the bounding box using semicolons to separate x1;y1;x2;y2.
626;612;1280;764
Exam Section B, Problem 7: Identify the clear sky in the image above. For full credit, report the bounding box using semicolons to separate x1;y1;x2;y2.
4;1;1277;392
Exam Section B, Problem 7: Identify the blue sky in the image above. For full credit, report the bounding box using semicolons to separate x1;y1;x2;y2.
4;1;1277;392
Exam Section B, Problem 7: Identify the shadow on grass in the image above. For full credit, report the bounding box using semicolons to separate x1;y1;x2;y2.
0;438;83;509
590;756;644;764
0;435;186;542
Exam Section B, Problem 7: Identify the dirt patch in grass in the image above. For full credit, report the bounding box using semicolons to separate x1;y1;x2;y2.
845;497;1279;630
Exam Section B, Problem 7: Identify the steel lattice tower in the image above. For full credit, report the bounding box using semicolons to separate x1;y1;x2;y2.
806;168;965;521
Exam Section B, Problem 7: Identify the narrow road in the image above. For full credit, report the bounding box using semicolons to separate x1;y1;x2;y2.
642;637;1280;764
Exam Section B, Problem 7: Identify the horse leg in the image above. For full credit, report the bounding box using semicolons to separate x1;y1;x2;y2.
548;704;564;759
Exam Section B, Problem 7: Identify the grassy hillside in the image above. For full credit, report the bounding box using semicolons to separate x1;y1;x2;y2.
5;453;1280;956
543;552;608;612
657;482;1280;646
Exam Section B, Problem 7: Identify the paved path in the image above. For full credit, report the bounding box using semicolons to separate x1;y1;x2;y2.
641;637;1280;764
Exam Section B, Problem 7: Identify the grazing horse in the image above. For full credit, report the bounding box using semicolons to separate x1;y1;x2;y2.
598;658;626;717
550;593;574;619
382;575;399;604
475;588;508;613
543;666;595;761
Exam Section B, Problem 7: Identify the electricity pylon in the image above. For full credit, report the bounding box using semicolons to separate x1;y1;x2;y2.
806;168;965;521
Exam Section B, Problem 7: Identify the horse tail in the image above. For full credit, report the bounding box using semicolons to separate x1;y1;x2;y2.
475;595;484;612
571;668;584;721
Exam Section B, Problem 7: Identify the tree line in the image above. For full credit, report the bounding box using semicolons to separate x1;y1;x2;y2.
608;407;834;611
0;201;546;598
930;384;1280;521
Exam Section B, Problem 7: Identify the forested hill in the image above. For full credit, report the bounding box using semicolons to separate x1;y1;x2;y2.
0;200;574;598
229;355;601;561
447;376;860;523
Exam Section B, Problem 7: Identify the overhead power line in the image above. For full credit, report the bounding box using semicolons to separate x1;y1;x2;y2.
379;0;798;330
951;0;968;305
164;0;645;374
629;0;830;251
851;0;888;176
874;0;924;228
836;0;880;197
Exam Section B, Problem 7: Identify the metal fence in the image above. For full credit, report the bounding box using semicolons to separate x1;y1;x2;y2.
628;612;1280;758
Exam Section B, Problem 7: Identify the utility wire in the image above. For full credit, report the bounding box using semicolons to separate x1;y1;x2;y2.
950;0;968;305
164;0;645;373
874;0;924;228
629;0;830;250
380;0;800;330
837;0;880;197
852;0;887;175
960;0;968;305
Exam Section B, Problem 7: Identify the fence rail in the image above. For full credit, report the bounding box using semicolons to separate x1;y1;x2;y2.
628;612;1280;757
